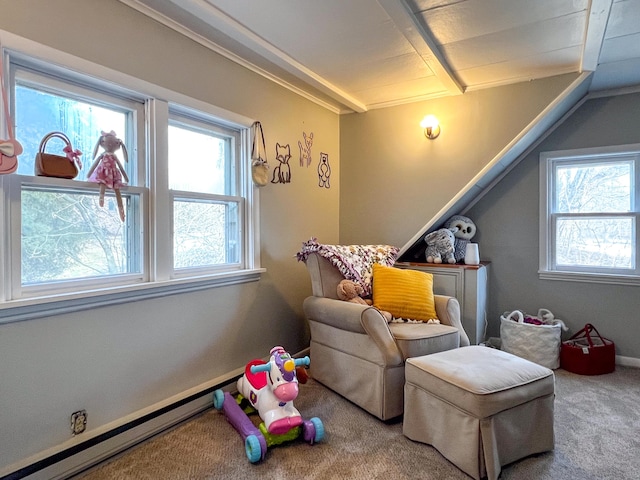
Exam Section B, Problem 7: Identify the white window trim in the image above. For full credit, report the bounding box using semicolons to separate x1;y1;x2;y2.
167;108;246;277
8;174;149;298
539;144;640;286
0;31;263;324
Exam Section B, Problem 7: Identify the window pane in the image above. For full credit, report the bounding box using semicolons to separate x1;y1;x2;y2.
168;124;231;195
555;217;634;269
22;188;138;284
173;199;239;269
555;161;631;213
15;84;128;179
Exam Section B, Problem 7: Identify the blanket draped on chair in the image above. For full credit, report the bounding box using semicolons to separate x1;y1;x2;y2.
296;237;399;296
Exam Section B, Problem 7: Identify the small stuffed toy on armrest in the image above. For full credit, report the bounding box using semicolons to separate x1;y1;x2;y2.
337;279;393;322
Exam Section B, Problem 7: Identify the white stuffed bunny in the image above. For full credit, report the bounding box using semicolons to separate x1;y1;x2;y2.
424;228;457;264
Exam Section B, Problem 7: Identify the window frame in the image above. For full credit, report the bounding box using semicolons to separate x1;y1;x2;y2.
8;174;149;299
167;110;245;277
13;64;146;184
539;144;640;285
9;60;148;296
0;34;262;324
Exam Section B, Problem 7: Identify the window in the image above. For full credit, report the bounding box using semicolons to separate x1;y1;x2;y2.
168;113;242;274
540;145;640;284
10;65;145;296
0;44;259;319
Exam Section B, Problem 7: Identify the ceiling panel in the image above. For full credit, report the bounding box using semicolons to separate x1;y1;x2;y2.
411;0;589;46
591;56;640;90
333;53;435;91
208;0;416;71
123;0;640;112
299;22;419;75
605;0;640;38
599;32;640;63
439;13;586;71
352;74;450;106
457;46;581;88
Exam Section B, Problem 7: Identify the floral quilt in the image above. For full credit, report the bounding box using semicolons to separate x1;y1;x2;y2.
296;237;399;296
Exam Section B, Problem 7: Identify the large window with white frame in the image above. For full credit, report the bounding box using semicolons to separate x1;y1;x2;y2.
168;112;243;275
0;46;258;315
539;145;640;284
10;62;146;294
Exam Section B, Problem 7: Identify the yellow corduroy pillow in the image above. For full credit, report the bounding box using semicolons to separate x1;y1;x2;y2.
372;264;438;322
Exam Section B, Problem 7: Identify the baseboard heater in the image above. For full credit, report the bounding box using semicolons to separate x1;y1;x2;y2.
1;376;241;480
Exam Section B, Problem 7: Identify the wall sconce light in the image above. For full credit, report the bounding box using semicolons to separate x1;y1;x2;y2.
420;115;441;139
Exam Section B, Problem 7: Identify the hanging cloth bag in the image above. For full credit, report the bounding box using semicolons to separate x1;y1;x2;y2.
0;59;23;174
251;121;269;187
500;309;566;369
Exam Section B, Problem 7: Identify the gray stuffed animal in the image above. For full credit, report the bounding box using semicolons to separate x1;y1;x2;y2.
424;228;457;264
443;215;477;263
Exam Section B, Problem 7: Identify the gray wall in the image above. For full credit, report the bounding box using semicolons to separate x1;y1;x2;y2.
466;91;640;359
0;0;339;471
1;0;637;474
339;73;580;247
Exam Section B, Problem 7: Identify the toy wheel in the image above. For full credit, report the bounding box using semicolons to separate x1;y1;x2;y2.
310;417;324;443
213;389;225;410
245;434;262;463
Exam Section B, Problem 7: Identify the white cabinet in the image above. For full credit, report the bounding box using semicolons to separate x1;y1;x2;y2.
395;262;489;345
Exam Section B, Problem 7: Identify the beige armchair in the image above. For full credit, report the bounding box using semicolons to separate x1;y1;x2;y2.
302;252;470;420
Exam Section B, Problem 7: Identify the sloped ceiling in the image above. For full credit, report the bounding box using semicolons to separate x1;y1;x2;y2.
122;0;640;113
119;0;639;255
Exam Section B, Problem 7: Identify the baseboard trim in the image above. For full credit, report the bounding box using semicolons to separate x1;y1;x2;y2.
2;348;311;480
616;355;640;368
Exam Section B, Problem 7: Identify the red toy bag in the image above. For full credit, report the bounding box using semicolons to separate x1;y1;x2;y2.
560;323;615;375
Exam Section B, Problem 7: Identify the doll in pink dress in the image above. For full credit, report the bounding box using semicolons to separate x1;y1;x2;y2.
87;130;129;221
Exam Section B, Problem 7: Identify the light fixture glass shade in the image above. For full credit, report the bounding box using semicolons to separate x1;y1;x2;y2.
420;115;440;139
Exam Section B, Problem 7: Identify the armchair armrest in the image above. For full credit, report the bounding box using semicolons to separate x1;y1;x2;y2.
434;295;470;346
303;296;368;334
303;296;403;365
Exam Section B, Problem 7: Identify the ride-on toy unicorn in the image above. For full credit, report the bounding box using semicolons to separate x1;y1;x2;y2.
213;346;324;463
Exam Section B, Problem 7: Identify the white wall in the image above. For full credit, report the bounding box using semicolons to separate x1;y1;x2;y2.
0;0;339;473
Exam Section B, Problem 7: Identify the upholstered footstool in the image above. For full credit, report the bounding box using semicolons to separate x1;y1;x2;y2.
403;346;555;480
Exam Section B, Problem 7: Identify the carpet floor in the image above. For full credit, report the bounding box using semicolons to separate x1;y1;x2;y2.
76;366;640;480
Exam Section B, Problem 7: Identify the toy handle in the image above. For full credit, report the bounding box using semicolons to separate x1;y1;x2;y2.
295;356;310;367
249;356;310;374
250;363;272;374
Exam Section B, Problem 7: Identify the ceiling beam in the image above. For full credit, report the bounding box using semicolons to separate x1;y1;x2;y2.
377;0;464;96
581;0;613;72
169;0;368;113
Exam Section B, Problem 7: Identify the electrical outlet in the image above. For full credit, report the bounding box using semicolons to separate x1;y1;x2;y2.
70;410;87;435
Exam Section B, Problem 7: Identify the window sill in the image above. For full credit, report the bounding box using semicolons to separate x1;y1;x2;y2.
0;268;265;325
538;270;640;286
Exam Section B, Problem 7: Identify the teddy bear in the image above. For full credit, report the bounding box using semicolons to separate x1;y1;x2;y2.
337;279;369;306
424;228;457;264
337;279;393;322
443;215;477;263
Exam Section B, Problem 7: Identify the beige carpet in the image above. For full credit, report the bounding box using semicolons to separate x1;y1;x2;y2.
76;366;640;480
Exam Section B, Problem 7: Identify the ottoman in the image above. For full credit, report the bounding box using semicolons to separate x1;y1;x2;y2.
403;346;555;480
